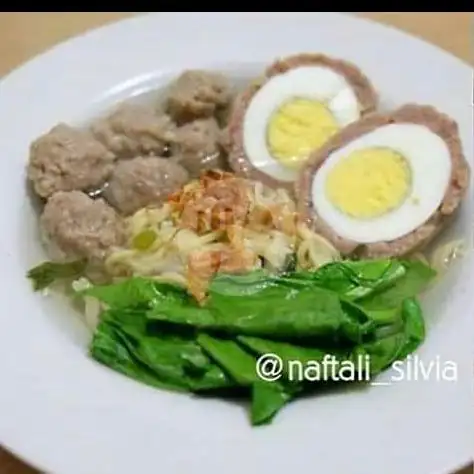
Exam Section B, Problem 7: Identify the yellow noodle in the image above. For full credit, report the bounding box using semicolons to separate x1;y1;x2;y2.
173;229;222;255
106;179;342;291
105;249;139;275
151;272;187;287
261;231;295;270
296;223;341;270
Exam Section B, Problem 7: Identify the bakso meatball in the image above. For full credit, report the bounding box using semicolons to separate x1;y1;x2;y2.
166;70;232;123
296;104;470;258
41;191;125;262
104;156;189;215
27;124;115;198
170;117;227;178
91;104;176;159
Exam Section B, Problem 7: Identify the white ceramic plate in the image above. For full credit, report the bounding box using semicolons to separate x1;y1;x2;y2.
0;12;472;474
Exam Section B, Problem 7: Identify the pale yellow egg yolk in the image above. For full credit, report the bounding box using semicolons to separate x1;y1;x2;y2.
266;98;340;169
325;148;412;219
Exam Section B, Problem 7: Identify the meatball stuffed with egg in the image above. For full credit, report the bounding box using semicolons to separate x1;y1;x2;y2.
296;104;471;258
226;53;378;191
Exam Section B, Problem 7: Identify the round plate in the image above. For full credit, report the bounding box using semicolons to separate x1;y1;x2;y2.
0;12;472;474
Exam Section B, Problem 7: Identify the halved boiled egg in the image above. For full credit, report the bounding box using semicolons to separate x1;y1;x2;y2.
297;104;471;258
227;53;378;190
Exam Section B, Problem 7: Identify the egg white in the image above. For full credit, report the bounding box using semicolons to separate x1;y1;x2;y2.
243;66;361;182
311;123;452;243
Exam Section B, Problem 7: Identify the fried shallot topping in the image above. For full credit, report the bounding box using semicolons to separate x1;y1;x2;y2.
186;245;258;303
168;169;298;303
168;169;251;234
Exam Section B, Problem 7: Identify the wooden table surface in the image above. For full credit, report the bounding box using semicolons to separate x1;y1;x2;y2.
0;12;471;474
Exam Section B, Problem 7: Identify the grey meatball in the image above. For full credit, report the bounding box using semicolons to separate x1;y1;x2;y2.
91;104;176;159
104;156;189;215
166;70;231;123
28;124;116;198
170;117;227;178
41;191;125;262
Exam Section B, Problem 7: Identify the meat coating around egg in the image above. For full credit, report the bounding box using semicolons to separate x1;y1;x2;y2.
296;104;471;258
227;53;378;191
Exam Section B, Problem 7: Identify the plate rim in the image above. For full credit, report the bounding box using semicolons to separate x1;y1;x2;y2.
0;12;472;474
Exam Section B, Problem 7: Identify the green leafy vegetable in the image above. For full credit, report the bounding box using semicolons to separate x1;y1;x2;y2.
358;260;436;309
351;332;407;376
396;297;426;360
238;336;346;369
148;279;406;343
197;334;258;386
91;322;184;392
348;298;426;376
280;258;407;299
205;269;275;297
149;285;354;341
27;259;87;291
83;277;184;309
251;382;292;426
85;258;434;427
197;334;296;425
98;307;234;392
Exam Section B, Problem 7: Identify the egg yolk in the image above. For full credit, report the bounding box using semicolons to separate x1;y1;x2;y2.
325;148;412;219
266;98;339;169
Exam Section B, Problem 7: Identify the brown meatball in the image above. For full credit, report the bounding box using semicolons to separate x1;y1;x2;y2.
166;70;232;123
104;156;189;215
170;118;228;178
41;191;125;262
91;104;176;159
28;124;116;198
296;104;471;258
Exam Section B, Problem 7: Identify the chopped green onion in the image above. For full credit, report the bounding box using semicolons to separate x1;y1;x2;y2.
132;229;158;251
